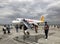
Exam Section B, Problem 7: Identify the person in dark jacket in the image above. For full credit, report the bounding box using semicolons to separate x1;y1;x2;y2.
34;24;38;33
32;23;38;33
44;22;49;39
6;25;10;34
23;25;30;35
23;19;30;35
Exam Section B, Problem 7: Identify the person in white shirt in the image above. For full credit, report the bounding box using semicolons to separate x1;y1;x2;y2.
3;25;6;34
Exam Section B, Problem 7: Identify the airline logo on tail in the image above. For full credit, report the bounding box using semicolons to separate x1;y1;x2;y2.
40;16;45;22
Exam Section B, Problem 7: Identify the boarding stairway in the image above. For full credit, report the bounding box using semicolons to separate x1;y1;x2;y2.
22;19;33;29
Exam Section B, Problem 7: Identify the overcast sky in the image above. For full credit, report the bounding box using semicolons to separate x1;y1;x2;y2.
0;0;60;24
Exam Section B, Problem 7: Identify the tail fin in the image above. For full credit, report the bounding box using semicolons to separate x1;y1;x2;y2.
40;16;45;22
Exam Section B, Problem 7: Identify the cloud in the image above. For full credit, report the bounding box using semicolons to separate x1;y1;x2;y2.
46;1;60;23
8;0;34;3
0;0;60;24
0;8;14;17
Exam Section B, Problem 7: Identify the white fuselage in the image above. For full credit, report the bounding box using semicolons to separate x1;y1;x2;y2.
12;16;44;25
12;18;41;24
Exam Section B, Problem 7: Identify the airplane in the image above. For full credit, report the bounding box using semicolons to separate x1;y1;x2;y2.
12;16;45;24
12;16;45;25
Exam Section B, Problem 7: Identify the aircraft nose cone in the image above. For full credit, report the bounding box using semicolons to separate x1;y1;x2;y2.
12;20;20;23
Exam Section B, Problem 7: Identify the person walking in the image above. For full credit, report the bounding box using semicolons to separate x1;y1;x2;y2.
3;25;6;34
35;24;38;33
32;23;38;33
15;24;19;32
22;19;30;35
44;22;49;40
6;25;10;34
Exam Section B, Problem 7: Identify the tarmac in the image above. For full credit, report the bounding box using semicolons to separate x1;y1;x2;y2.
0;26;60;44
